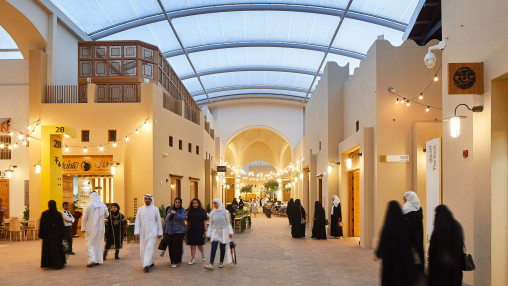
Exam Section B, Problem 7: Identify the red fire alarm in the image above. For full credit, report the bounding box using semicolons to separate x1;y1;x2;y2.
463;150;468;158
166;179;169;182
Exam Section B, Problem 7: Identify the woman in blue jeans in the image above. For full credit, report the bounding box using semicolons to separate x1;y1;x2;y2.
204;199;233;270
163;197;186;268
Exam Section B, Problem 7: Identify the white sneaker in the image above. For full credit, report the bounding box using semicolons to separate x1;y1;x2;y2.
204;264;214;270
218;262;224;268
188;259;196;265
171;264;177;268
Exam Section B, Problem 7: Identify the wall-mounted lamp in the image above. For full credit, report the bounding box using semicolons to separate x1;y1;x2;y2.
111;161;120;175
346;152;362;170
5;165;17;178
444;104;484;138
327;161;340;174
35;161;41;174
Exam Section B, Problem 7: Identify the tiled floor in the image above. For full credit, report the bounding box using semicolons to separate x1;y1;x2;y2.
0;216;380;285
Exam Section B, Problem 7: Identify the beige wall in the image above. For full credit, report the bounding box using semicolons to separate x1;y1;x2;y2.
0;59;29;218
441;1;508;284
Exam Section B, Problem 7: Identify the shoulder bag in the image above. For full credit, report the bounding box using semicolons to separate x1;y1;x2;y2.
462;246;475;271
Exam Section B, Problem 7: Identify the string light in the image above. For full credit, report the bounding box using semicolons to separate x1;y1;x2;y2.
22;141;27;146
64;146;69;152
99;145;104;151
13;143;18;148
434;75;439;81
82;147;88;153
406;101;411;107
113;142;117;147
0;144;4;149
18;134;23;140
135;129;139;135
426;106;430;112
7;145;12;150
418;93;423;100
125;136;129;142
9;132;13;136
395;98;399;104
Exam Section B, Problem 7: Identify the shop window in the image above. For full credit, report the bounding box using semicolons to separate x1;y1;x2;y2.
108;130;117;142
179;140;182;150
0;135;11;160
356;120;360;132
169;136;173;147
188;143;192;153
81;130;90;142
196;145;200;155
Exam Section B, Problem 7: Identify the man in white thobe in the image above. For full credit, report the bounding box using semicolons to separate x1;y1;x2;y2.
81;192;109;267
134;194;162;272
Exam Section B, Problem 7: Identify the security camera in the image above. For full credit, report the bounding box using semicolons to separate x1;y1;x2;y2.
424;39;447;68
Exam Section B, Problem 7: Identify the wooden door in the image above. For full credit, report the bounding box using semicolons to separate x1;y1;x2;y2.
62;176;74;211
171;178;181;203
190;181;198;200
283;191;290;201
226;189;235;204
318;178;323;204
0;179;9;218
349;171;360;237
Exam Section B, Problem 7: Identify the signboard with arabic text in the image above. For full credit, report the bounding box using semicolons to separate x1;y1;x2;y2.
62;155;113;176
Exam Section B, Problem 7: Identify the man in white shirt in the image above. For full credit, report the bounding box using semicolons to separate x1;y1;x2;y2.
62;201;75;255
134;194;162;272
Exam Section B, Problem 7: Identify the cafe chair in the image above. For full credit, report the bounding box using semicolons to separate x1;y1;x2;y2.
25;219;39;240
8;217;24;242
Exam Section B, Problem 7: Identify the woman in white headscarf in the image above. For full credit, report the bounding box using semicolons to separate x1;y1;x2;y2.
402;191;424;274
204;199;233;270
330;195;343;239
81;192;109;267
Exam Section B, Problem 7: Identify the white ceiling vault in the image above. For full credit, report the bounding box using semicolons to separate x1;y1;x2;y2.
50;0;419;104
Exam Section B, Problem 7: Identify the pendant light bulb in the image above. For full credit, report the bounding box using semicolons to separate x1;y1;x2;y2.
406;101;411;107
434;75;439;81
426;107;430;112
99;145;104;151
113;142;117;147
64;146;69;152
419;94;423;100
395;98;399;104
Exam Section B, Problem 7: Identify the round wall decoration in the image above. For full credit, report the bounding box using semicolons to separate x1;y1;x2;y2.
453;67;476;89
81;161;92;171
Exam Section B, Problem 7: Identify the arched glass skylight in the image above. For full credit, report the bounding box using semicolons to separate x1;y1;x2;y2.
0;26;23;59
50;0;419;103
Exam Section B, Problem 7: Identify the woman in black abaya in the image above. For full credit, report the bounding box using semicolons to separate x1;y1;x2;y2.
104;203;126;260
428;205;464;286
290;199;306;238
330;195;343;238
401;191;424;273
311;201;327;239
39;200;66;269
375;201;416;286
286;198;294;225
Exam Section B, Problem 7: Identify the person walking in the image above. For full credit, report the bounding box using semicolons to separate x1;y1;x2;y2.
374;201;416;286
428;205;465;286
81;192;109;267
330;195;343;239
238;197;245;210
164;197;186;268
104;203;126;260
311;201;327;240
204;199;233;270
186;198;208;265
290;199;306;238
249;199;258;217
401;191;424;274
286;198;294;225
62;201;75;255
135;194;163;273
39;200;66;269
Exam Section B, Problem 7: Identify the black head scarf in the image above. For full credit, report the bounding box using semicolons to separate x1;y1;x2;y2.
314;201;326;224
48;200;57;213
232;198;238;205
111;203;120;215
173;197;183;210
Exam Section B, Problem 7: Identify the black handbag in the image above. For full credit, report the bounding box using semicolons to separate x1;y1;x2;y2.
462;246;475;271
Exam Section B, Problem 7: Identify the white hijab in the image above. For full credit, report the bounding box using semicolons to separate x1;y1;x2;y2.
211;198;224;212
331;195;341;215
402;191;421;215
90;192;107;216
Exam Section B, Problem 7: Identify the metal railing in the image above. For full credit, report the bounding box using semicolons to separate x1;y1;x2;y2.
45;85;87;103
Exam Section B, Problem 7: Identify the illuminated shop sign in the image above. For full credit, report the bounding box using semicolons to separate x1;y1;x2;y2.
62;155;113;175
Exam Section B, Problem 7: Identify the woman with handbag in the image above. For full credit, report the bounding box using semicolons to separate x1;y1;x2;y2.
163;197;186;268
428;205;466;286
290;199;306;238
330;195;343;239
311;201;327;240
204;199;234;270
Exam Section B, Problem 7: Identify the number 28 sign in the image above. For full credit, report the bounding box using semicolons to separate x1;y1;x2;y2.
54;126;66;133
